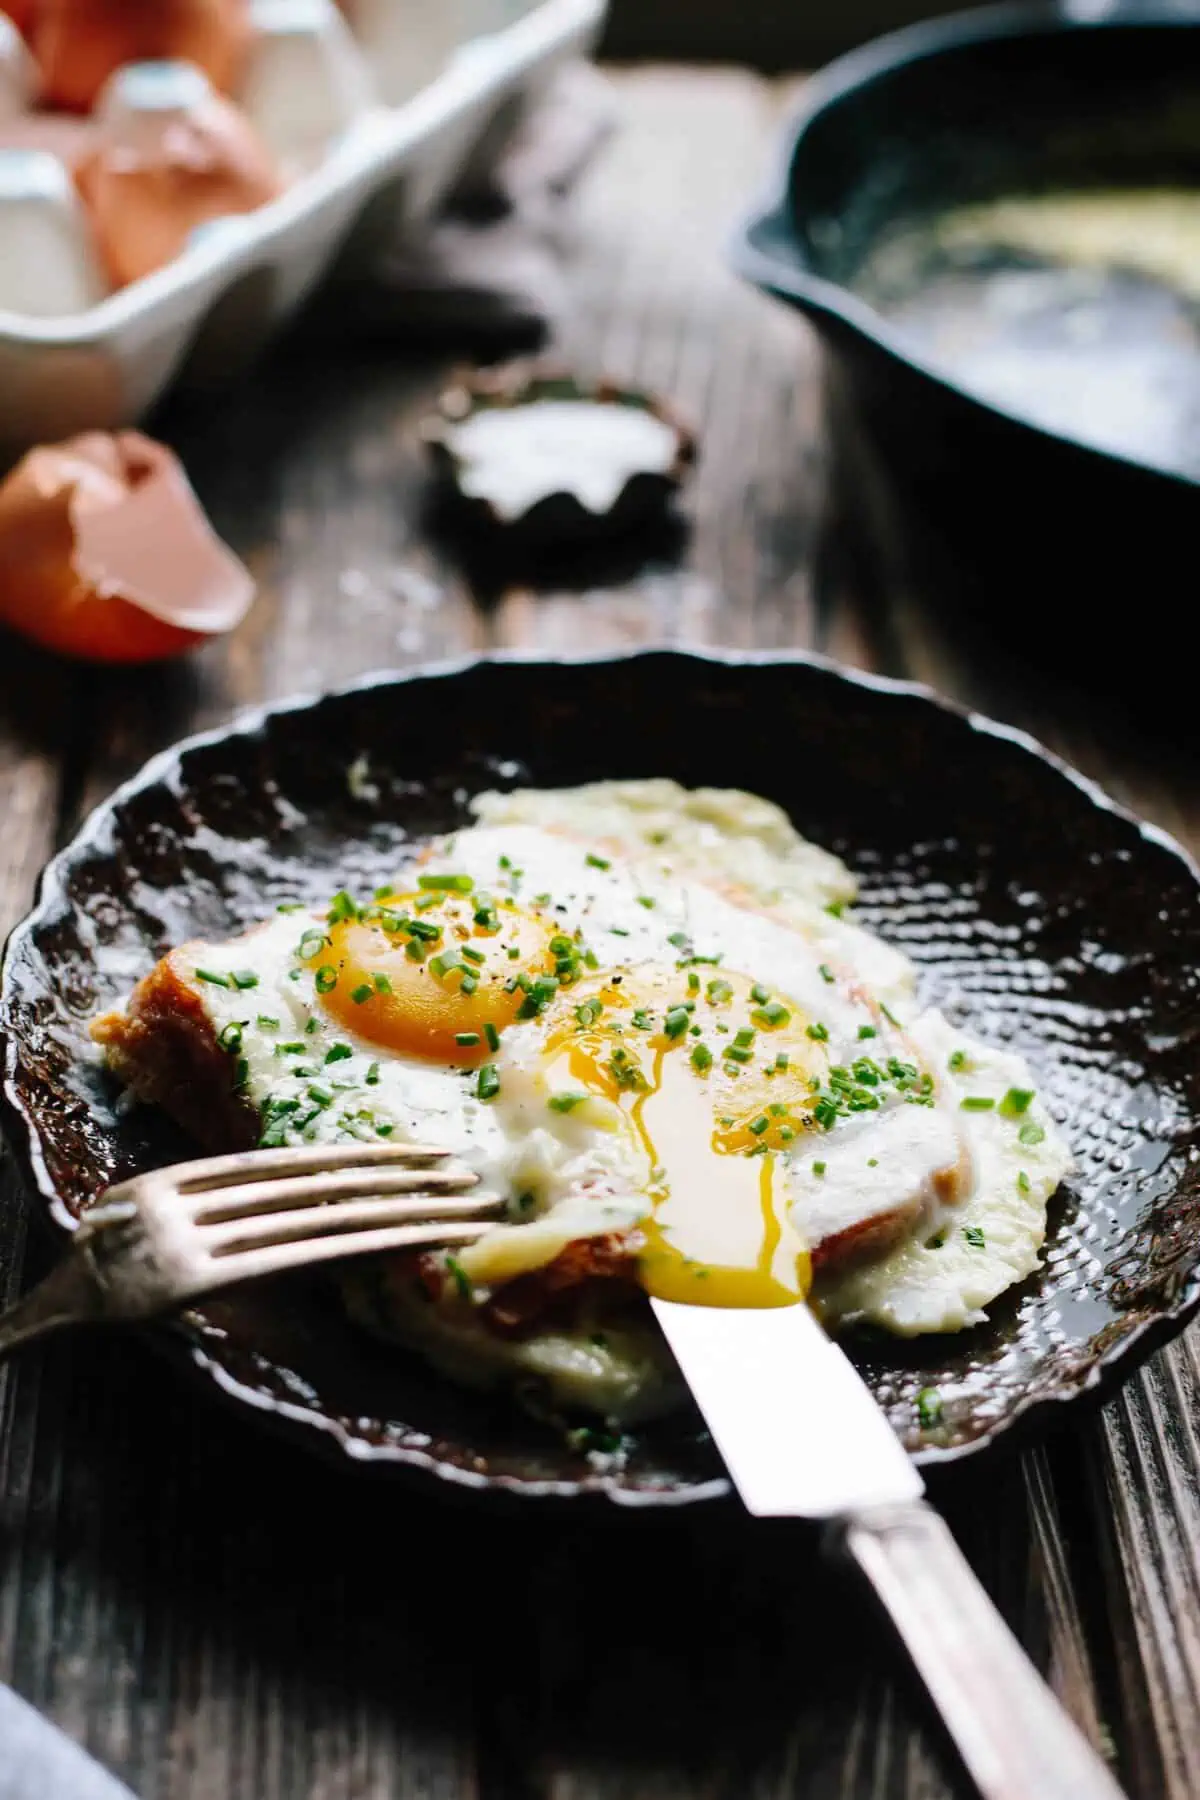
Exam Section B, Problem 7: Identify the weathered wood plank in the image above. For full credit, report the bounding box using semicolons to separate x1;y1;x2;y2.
0;63;1181;1800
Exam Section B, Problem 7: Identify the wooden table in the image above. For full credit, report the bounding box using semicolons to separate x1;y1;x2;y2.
1;67;1198;1800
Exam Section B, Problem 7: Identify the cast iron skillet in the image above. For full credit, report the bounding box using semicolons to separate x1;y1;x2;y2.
2;650;1200;1506
732;1;1200;603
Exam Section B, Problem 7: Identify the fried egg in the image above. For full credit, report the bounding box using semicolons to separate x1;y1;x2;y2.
113;781;1072;1423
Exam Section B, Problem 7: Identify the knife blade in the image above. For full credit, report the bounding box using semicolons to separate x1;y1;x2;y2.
651;1296;923;1517
652;1297;1129;1798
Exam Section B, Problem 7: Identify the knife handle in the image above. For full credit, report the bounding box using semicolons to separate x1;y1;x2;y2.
836;1499;1128;1800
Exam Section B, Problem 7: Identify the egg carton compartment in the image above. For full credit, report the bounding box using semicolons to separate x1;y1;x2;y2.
0;0;606;457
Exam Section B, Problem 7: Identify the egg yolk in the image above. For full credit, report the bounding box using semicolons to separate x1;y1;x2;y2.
540;967;823;1308
308;889;559;1064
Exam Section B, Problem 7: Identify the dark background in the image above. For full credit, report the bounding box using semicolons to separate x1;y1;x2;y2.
603;0;973;66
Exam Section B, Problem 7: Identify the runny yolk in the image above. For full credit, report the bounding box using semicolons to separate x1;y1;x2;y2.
541;969;821;1308
308;891;557;1065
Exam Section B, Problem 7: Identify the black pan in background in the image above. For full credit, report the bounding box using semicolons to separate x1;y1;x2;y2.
733;2;1200;619
3;652;1200;1507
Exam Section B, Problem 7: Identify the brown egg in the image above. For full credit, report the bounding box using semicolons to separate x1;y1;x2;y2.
0;431;255;663
77;73;283;286
2;0;39;39
34;0;252;113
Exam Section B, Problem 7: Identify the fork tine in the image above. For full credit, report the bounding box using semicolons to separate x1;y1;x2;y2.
201;1220;494;1288
164;1142;456;1193
188;1166;481;1223
205;1194;503;1254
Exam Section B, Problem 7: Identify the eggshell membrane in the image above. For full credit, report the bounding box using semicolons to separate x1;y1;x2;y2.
0;430;255;662
76;85;282;286
33;0;253;113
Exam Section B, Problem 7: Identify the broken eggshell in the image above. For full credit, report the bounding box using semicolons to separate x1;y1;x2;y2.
422;370;698;542
0;430;255;662
77;60;284;286
33;0;253;115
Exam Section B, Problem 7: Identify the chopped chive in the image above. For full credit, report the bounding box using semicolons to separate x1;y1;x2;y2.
327;891;359;924
276;902;306;915
460;974;479;997
305;1019;319;1035
753;1001;791;1030
916;1387;943;1428
964;1226;987;1249
429;951;463;981
405;938;426;962
366;1062;381;1086
483;1022;501;1052
298;930;329;961
351;984;373;1005
687;971;700;993
857;1025;877;1040
256;1015;280;1031
325;1044;353;1064
667;932;690;951
999;1086;1035;1118
948;1049;970;1073
585;853;611;871
812;1160;826;1176
234;1058;249;1090
507;946;522;960
230;970;259;991
733;1027;756;1050
774;1053;790;1072
405;918;443;941
445;1254;474;1300
725;1046;753;1065
461;945;486;966
476;1064;501;1102
456;1032;481;1048
549;1092;587;1114
307;1085;334;1106
867;1158;878;1167
960;1095;995;1111
218;1022;243;1053
750;984;769;1005
818;964;835;984
194;968;231;988
664;1007;690;1040
418;873;474;893
806;1022;829;1042
691;1043;713;1073
370;973;391;996
315;966;337;994
779;1125;795;1142
1019;1121;1046;1146
374;885;395;900
707;979;733;1005
1017;1170;1031;1193
749;1115;769;1136
637;895;656;910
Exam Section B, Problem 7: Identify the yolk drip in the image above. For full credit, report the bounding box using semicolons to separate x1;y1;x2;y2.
541;968;820;1308
309;890;557;1064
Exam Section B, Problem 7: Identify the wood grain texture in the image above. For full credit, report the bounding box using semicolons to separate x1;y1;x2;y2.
0;66;1196;1800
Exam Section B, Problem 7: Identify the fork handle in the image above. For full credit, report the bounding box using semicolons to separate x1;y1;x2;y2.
836;1499;1127;1800
0;1252;102;1364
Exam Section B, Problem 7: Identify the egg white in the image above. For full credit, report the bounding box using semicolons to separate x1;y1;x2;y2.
171;782;1073;1422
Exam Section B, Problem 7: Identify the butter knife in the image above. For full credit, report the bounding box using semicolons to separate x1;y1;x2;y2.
652;1298;1128;1800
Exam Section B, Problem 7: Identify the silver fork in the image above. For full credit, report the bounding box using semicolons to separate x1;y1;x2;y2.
0;1142;497;1362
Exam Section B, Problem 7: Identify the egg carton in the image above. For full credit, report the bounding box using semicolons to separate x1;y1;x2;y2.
0;0;607;458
